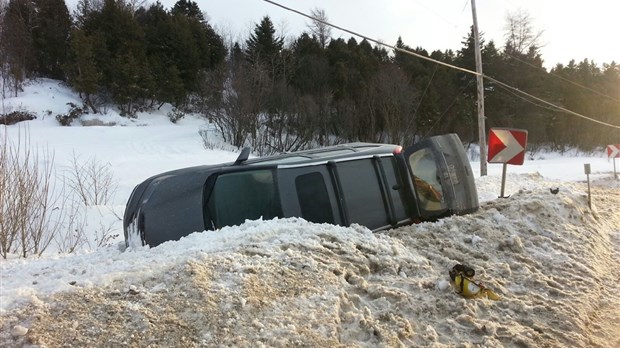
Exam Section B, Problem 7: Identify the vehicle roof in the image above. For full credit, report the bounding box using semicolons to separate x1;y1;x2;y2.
137;142;401;186
124;142;402;236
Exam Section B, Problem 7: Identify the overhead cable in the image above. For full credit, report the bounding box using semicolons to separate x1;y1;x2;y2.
261;0;620;130
499;48;620;105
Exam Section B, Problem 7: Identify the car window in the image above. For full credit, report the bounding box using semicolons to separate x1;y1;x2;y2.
407;149;446;212
207;170;282;229
336;159;389;229
381;157;409;222
295;172;334;224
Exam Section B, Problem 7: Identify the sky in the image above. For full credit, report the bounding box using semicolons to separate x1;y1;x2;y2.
1;79;620;346
64;0;620;69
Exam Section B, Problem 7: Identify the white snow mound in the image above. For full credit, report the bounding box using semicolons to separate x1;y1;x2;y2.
1;178;619;347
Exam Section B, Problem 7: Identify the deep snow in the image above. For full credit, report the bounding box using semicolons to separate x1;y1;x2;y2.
1;79;619;347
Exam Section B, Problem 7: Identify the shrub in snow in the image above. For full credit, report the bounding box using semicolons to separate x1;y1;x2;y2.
167;108;185;124
0;111;36;125
65;152;117;206
56;102;87;126
0;129;63;258
0;129;119;258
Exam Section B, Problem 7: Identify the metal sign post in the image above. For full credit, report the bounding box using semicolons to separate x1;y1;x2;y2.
500;163;508;198
608;145;620;179
584;163;591;209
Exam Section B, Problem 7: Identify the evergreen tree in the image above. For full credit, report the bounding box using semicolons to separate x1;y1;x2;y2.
478;40;512;128
111;51;152;115
2;0;71;83
137;3;188;105
454;27;492;142
245;16;284;74
74;0;104;27
138;1;225;104
0;0;7;97
202;22;226;69
1;0;35;95
73;0;151;114
599;62;620;145
171;0;203;21
31;0;71;80
290;33;325;94
289;32;332;145
65;28;101;113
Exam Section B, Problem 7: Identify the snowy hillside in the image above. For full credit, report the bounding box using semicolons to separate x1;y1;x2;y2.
1;80;619;347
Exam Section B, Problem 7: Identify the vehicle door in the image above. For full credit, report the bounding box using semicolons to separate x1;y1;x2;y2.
403;133;479;220
204;168;283;230
277;166;342;226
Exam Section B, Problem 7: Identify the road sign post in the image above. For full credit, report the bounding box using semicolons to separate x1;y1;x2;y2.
608;144;620;179
488;128;528;198
500;163;508;198
584;163;592;208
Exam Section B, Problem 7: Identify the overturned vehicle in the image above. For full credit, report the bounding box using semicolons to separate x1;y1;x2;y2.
124;134;479;247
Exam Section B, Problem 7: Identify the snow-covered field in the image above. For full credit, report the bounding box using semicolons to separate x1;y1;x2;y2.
1;80;619;347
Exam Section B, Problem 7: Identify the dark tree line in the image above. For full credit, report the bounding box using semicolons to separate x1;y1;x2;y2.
1;0;618;153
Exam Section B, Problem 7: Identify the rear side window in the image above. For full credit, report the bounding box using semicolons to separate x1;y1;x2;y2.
336;159;389;229
381;157;409;222
207;170;281;229
295;172;334;224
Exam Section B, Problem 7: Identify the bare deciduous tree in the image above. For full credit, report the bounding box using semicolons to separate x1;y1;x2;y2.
0;128;63;258
0;0;8;101
52;198;88;254
74;0;105;26
503;9;544;55
0;130;7;252
121;0;147;14
308;8;331;49
65;152;118;206
365;64;418;145
0;129;120;258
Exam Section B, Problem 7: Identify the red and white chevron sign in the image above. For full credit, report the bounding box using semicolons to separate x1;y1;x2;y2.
487;128;528;165
608;144;620;158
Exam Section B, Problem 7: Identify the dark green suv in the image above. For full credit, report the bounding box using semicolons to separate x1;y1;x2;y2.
123;134;478;247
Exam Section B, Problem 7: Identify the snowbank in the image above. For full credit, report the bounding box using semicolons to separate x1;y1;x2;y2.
1;178;619;347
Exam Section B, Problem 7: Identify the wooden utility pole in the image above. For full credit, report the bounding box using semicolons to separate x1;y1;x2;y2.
471;0;487;176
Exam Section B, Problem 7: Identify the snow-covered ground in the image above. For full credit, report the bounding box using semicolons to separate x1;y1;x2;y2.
1;80;619;347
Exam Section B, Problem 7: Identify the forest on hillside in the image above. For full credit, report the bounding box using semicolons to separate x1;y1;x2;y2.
1;0;618;154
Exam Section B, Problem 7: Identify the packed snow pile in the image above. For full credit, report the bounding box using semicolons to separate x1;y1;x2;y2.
1;177;619;347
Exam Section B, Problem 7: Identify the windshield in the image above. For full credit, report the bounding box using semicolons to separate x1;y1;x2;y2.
408;148;446;213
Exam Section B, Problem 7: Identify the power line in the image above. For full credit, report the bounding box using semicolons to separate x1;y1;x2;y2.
499;47;620;104
374;0;620;105
412;0;459;29
261;0;476;75
414;0;620;105
494;82;566;113
412;65;438;121
485;75;619;128
260;0;620;130
425;77;475;138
